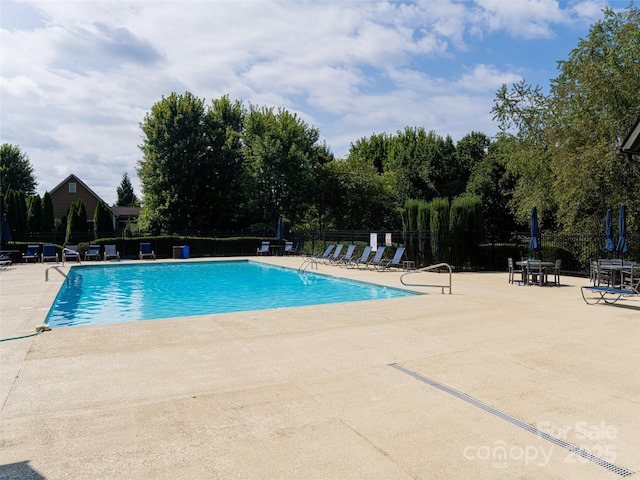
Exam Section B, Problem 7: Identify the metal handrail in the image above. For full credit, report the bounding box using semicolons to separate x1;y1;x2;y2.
400;262;452;294
298;256;318;272
45;265;69;284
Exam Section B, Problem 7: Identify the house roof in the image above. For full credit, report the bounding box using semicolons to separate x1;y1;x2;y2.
619;116;640;166
111;206;141;217
49;174;117;215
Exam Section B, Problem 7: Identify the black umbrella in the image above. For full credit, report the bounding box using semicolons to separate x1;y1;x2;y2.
604;209;615;253
616;204;628;259
528;206;540;255
276;216;283;241
0;213;12;248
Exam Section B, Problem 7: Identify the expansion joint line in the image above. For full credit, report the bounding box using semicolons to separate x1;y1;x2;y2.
390;363;634;478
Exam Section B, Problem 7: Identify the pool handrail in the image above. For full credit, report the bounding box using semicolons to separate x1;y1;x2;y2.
45;265;69;284
400;263;452;294
298;256;318;272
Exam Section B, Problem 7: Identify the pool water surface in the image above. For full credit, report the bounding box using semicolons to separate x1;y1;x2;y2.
46;260;416;327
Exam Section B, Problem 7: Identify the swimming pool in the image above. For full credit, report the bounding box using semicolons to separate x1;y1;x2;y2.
45;260;416;327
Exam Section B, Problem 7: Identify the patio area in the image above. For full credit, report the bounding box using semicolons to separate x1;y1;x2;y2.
1;257;638;479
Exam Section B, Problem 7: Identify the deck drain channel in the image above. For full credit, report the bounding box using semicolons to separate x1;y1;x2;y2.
390;363;634;477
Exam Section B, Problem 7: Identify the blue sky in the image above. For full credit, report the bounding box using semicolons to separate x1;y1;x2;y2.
0;0;621;205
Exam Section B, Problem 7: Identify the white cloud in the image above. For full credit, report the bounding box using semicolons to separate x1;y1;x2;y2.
0;0;606;204
456;64;523;92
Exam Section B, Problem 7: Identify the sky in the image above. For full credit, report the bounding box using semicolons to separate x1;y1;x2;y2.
0;0;622;205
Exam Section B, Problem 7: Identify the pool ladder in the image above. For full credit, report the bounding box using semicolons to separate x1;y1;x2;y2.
298;256;319;272
400;263;452;294
45;265;69;284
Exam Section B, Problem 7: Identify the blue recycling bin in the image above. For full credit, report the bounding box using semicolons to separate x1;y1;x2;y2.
181;245;189;259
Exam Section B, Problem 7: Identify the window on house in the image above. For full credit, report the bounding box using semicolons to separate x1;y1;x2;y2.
69;182;77;193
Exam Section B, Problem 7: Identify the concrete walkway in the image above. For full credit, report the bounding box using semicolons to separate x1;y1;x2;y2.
1;257;638;479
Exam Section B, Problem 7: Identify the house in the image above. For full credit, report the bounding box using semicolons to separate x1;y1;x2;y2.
111;205;142;231
619;115;640;167
49;174;140;231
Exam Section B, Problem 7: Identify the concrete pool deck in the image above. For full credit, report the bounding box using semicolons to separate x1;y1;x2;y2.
0;257;638;479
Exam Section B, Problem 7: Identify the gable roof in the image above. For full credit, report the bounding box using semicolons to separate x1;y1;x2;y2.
619;116;640;166
49;174;117;215
111;206;141;217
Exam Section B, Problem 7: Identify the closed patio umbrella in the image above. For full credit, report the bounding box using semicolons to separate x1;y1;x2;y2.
616;204;628;259
0;213;12;248
276;216;283;241
604;209;615;253
528;206;540;255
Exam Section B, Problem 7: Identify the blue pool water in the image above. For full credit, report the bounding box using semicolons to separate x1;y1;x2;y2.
46;260;415;327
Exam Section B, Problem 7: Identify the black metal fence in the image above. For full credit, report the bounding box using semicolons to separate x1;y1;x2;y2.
291;230;640;277
5;229;638;278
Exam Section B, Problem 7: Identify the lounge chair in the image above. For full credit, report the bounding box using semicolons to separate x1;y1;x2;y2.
308;244;334;262
362;246;386;270
0;254;12;268
293;242;303;255
283;242;294;255
323;244;343;263
257;241;270;256
345;245;371;268
41;244;59;263
63;245;82;263
375;247;406;271
104;244;120;261
85;244;101;261
332;244;356;265
581;283;639;305
139;242;156;260
22;244;40;263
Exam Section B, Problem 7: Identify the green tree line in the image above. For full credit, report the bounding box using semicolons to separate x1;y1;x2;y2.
137;94;494;235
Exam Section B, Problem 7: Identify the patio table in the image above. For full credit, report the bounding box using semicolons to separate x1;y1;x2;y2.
516;260;554;286
598;262;635;288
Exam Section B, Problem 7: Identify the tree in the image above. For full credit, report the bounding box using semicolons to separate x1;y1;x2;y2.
321;156;397;230
202;95;246;229
138;92;209;233
548;4;640;233
116;173;139;207
243;106;331;229
384;127;463;207
348;133;391;174
0;144;37;196
65;199;87;245
41;192;55;232
26;194;42;233
455;132;490;192
94;200;114;238
138;93;252;233
492;4;640;234
3;189;28;234
465;137;518;237
491;81;556;228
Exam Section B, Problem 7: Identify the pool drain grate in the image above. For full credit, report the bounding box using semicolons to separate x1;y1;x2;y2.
390;363;634;477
